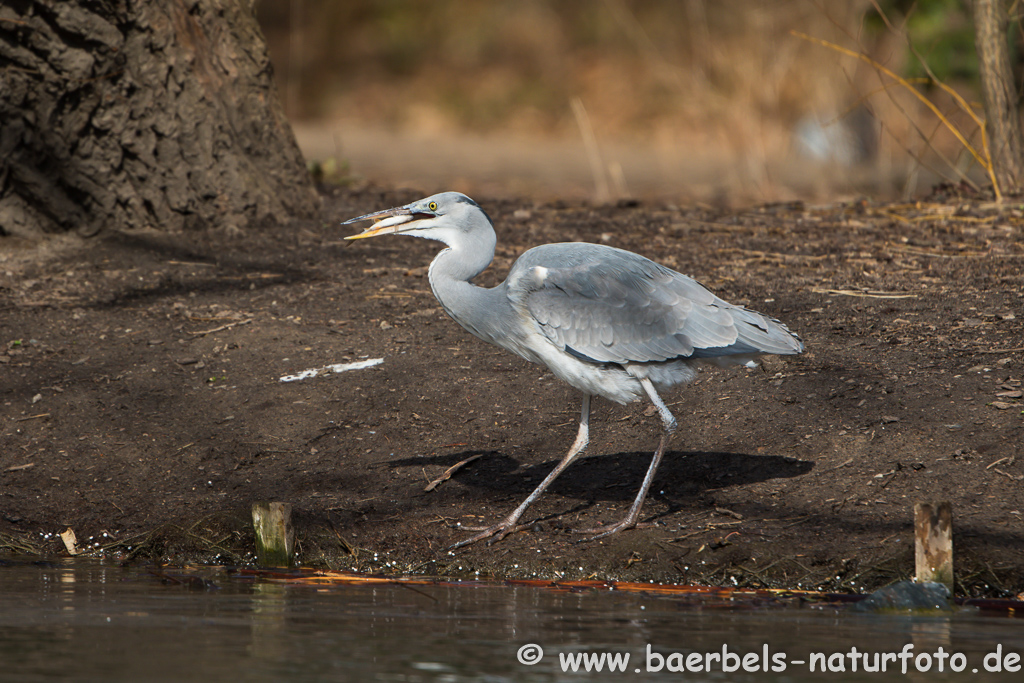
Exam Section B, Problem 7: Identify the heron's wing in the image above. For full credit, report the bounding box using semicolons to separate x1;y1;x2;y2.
514;248;801;364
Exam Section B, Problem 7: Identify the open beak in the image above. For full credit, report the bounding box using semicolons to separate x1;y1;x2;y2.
342;205;431;240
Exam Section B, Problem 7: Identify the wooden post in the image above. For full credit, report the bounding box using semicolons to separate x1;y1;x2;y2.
252;502;295;567
914;502;953;591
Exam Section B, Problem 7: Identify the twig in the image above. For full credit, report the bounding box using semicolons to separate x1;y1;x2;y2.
721;248;830;262
15;413;50;421
425;454;483;491
791;29;998;197
707;521;743;529
808;2;975;188
329;522;356;557
188;318;253;337
781;515;812;528
181;528;238;558
888;243;988;258
667;529;709;542
811;288;917;299
0;533;41;554
570;97;610;202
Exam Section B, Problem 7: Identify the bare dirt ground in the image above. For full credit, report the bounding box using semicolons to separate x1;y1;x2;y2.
1;184;1022;596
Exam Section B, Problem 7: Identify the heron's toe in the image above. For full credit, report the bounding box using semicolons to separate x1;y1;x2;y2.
573;518;656;541
448;521;527;550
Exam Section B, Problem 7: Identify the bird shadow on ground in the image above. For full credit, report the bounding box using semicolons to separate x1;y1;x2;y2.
387;449;814;505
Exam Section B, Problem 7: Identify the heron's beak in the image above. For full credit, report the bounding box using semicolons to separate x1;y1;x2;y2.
342;205;431;240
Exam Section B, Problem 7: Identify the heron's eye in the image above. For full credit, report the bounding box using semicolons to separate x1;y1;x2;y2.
428;201;438;212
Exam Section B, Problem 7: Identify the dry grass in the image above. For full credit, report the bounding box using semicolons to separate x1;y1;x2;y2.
259;1;993;202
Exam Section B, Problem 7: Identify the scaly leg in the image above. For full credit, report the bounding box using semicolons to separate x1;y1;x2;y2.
576;378;677;539
449;394;592;549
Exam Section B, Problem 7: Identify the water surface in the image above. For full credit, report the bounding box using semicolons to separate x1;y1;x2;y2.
1;559;1022;681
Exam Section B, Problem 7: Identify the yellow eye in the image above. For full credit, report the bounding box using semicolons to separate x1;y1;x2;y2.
428;201;438;211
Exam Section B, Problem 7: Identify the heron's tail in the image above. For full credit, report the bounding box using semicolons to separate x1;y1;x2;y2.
691;305;803;361
735;307;804;356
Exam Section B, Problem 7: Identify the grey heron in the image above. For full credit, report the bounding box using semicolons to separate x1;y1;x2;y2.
343;192;803;548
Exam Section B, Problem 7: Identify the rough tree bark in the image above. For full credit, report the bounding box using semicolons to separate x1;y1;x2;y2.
972;0;1024;195
0;0;319;238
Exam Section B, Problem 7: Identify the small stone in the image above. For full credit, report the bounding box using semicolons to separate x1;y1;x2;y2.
996;390;1023;399
991;401;1013;410
881;415;899;424
379;321;393;330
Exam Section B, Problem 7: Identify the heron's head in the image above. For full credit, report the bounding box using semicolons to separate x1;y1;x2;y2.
343;192;491;246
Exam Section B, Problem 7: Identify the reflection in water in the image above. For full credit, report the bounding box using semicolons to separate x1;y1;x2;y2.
0;559;1021;682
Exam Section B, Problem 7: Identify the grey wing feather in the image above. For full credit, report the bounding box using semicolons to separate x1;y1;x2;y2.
510;244;802;365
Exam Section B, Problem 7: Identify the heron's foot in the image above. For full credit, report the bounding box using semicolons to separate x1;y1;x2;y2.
448;519;529;550
572;518;657;541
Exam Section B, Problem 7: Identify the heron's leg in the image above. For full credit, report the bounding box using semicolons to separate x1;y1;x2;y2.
577;378;677;539
449;394;592;549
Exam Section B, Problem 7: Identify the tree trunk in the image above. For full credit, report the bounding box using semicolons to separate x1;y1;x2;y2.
0;0;319;238
973;0;1024;195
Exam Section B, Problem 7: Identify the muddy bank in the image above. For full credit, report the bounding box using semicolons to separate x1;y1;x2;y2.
1;186;1022;596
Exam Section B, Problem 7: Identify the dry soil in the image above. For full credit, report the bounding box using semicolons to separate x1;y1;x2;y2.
1;184;1022;596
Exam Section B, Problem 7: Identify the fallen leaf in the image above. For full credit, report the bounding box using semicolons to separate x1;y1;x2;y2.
60;528;80;556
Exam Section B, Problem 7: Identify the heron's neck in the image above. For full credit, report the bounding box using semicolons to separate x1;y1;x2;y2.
426;228;508;345
428;227;495;285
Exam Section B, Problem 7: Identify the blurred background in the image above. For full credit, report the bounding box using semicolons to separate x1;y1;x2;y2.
256;0;1005;206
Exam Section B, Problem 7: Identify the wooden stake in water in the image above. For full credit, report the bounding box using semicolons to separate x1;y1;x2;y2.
914;502;953;591
252;502;295;567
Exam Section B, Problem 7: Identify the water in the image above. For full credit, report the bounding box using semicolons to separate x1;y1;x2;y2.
1;559;1022;682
